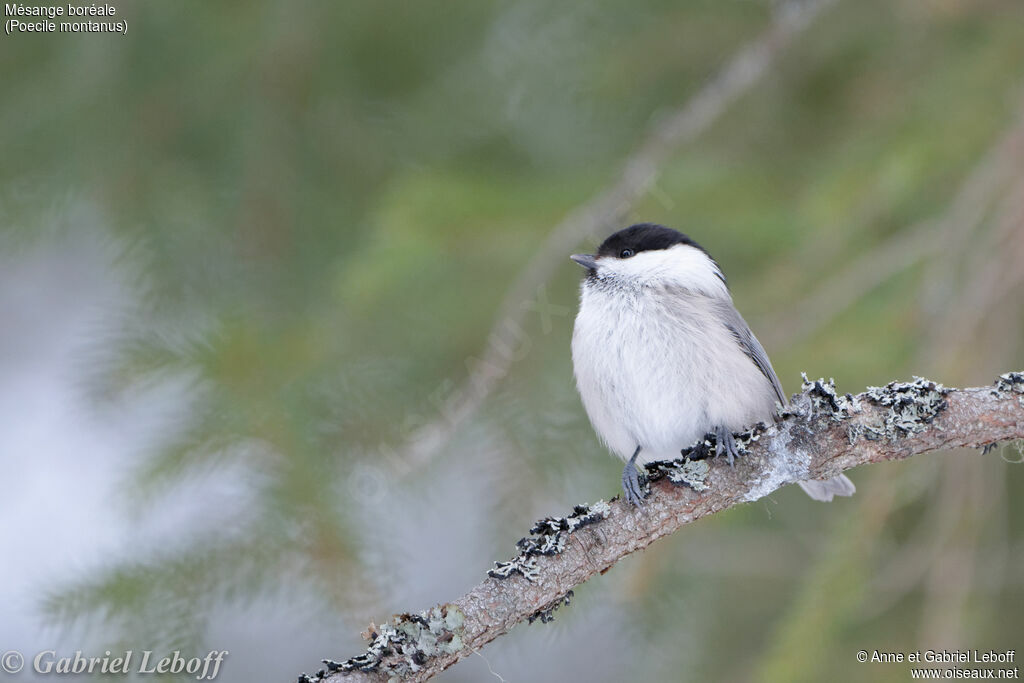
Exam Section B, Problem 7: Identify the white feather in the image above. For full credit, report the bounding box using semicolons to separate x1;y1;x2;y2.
571;244;777;465
594;244;729;298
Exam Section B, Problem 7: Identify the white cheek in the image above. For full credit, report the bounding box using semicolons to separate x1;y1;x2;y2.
597;244;727;297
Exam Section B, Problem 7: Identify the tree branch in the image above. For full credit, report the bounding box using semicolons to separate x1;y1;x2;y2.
301;373;1024;683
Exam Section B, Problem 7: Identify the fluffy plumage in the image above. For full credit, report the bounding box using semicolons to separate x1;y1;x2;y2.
571;223;855;503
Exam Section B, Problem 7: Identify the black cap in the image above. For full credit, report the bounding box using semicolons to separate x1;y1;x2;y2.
596;223;708;259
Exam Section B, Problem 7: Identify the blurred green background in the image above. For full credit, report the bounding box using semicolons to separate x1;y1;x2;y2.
2;0;1023;681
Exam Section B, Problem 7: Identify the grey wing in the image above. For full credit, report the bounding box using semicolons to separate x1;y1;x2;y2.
715;300;857;502
715;300;787;406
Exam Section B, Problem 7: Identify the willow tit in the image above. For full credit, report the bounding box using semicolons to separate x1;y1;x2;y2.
571;223;855;506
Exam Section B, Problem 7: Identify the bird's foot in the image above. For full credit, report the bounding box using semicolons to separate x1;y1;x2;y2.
621;446;647;507
715;425;741;467
622;463;647;507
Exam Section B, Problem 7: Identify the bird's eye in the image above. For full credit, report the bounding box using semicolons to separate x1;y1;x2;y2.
620;248;635;258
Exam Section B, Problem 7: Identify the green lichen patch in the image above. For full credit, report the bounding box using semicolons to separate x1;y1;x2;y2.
993;371;1024;397
487;500;612;582
487;555;541;582
791;374;861;422
644;421;769;490
518;502;613;556
317;604;465;678
857;377;951;441
648;456;711;491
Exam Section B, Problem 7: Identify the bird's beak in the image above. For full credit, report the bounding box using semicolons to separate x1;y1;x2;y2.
570;253;598;271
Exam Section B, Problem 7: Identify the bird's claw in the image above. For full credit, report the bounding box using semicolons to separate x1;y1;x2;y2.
715;425;741;467
621;462;647;507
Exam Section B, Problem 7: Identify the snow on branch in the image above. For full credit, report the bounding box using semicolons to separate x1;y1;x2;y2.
299;373;1024;683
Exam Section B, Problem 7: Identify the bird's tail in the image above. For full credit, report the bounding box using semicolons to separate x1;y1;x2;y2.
798;474;856;502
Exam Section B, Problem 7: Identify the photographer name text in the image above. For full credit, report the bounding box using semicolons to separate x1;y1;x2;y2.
866;650;1016;664
27;650;227;679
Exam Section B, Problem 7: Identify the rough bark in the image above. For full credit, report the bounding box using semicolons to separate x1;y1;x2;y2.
299;373;1024;683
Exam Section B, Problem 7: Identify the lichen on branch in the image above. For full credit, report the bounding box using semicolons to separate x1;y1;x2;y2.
304;373;1024;683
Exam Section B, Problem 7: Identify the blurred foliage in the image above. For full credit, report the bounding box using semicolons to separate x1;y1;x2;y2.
3;0;1024;681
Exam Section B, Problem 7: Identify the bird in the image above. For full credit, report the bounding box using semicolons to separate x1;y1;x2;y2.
570;223;855;506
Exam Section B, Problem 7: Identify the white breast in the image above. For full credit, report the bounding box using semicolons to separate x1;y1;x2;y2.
571;283;777;465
